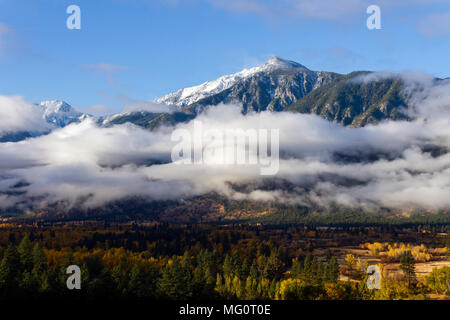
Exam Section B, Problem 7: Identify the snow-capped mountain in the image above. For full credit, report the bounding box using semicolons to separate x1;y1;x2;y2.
155;57;338;113
0;100;91;142
155;57;308;107
4;57;415;143
38;100;90;127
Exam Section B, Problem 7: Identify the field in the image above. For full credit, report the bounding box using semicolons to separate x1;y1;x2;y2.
322;246;450;278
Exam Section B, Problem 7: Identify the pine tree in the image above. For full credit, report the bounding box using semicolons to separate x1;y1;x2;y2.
264;251;285;281
0;244;21;295
223;254;233;278
239;259;249;280
18;236;33;272
325;257;339;284
231;250;242;278
269;279;278;299
291;259;303;279
159;258;192;299
20;270;35;294
325;248;332;261
192;265;207;298
111;265;128;296
31;243;48;291
215;273;226;298
181;251;192;270
302;254;313;281
249;261;259;280
244;276;258;299
231;275;244;299
316;260;324;285
400;250;416;288
128;264;145;297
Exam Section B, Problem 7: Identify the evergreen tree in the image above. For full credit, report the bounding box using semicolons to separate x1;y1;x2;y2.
239;260;249;280
223;254;233;278
18;236;33;272
181;251;192;270
20;270;35;294
192;264;215;298
159;258;192;299
303;254;313;279
215;273;226;298
269;279;278;299
249;261;259;280
128;264;146;297
231;250;242;278
0;245;21;295
325;248;332;261
263;251;285;281
244;276;258;299
31;243;48;292
316;260;324;285
400;250;416;288
290;259;303;279
325;257;340;284
111;265;128;296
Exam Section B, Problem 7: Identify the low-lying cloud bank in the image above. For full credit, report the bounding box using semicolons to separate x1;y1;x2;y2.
0;96;51;134
0;72;450;213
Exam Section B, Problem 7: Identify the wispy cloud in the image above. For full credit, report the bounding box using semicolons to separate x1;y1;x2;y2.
292;0;363;20
0;23;11;35
0;22;13;57
200;0;450;37
203;0;364;21
299;46;364;71
206;0;273;18
419;11;450;37
79;63;129;73
79;63;129;87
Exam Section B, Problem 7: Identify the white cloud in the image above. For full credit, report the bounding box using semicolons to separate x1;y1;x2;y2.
1;72;450;212
79;63;129;73
419;11;450;37
204;0;364;21
199;0;450;38
0;22;12;57
79;63;129;87
293;0;363;20
0;95;51;134
0;23;10;35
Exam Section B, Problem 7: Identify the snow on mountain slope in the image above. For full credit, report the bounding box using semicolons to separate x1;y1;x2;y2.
38;100;89;127
0;100;89;142
155;57;310;107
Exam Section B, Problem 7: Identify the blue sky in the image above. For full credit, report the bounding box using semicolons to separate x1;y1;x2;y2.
1;0;450;114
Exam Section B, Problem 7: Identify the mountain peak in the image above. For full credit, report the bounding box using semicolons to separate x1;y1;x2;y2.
155;57;311;107
38;100;87;127
39;100;74;114
261;57;308;71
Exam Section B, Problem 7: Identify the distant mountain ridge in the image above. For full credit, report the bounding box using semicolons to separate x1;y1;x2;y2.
154;57;421;126
286;71;411;127
2;57;444;143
